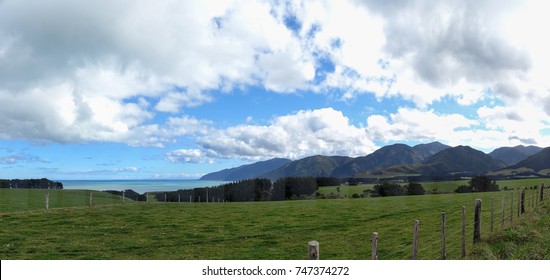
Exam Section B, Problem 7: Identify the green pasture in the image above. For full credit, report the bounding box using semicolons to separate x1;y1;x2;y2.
317;178;550;197
0;189;133;213
1;184;548;260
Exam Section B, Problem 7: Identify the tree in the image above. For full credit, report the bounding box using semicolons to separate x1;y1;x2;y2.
406;182;425;195
371;182;405;197
454;176;500;193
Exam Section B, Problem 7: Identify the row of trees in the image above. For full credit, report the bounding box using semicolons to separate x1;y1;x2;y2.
0;178;63;189
370;182;426;197
155;176;324;202
371;176;501;197
455;176;500;193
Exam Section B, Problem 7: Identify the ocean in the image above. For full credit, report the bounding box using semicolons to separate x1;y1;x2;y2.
60;180;227;193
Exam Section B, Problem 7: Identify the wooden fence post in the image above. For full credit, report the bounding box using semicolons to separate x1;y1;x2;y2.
45;192;49;210
490;197;494;232
541;183;545;202
178;194;181;203
308;241;319;260
206;188;209;204
165;193;167;203
531;186;538;209
518;189;521;216
190;195;192;203
146;194;149;203
89;192;93;207
474;199;482;243
441;212;446;260
461;206;466;258
510;190;514;223
520;188;525;215
412;221;419;260
501;194;505;229
372;232;379;260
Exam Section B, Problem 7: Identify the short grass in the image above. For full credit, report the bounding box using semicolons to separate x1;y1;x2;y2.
0;189;132;213
1;186;548;260
317;178;550;197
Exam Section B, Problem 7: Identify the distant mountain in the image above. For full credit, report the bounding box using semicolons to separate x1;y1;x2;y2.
331;144;424;177
489;145;543;166
262;155;352;180
423;145;507;175
200;158;291;181
413;141;451;160
200;142;538;182
506;147;550;173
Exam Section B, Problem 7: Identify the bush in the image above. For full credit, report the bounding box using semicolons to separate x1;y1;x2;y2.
371;182;405;197
454;176;500;193
406;182;425;195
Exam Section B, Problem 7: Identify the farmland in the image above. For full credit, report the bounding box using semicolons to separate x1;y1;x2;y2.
0;179;548;260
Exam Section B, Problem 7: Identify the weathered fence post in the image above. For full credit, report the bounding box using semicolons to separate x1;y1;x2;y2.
541;183;545;202
45;192;49;210
178;194;181;203
372;232;379;260
510;190;514;223
520;188;525;215
308;241;319;260
531;186;538;209
474;199;482;243
89;192;93;207
490;197;494;232
146;194;149;203
441;212;446;260
206;188;209;204
518;189;521;216
190;195;192;203
501;194;505;229
412;221;419;260
164;193;167;203
461;206;466;258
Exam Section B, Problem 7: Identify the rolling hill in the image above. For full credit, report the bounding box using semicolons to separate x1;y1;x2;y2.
331;144;425;177
422;145;508;175
200;142;545;181
489;145;542;165
262;155;352;180
499;147;550;176
413;141;451;160
199;158;291;181
360;145;508;178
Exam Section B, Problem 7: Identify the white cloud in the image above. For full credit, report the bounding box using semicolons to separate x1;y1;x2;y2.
175;108;377;162
166;149;214;164
365;106;550;151
1;0;549;154
366;108;477;144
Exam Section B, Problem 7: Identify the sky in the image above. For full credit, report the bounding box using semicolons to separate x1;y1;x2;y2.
1;0;550;180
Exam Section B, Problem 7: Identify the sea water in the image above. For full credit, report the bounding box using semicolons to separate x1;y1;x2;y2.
60;180;226;193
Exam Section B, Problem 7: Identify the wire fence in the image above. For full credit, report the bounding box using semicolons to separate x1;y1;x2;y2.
308;184;548;260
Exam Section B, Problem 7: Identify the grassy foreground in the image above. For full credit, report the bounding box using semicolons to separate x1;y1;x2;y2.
1;186;548;260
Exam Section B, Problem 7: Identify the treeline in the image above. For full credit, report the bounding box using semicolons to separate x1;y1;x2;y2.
370;182;426;197
154;176;324;202
455;176;500;193
0;178;63;189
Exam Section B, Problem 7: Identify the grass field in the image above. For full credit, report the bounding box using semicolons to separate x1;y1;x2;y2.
1;181;548;260
0;189;136;213
317;178;550;197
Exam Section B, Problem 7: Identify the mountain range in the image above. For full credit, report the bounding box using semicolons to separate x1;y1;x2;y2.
200;142;549;181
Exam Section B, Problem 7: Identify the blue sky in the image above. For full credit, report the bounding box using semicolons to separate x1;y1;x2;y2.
1;0;550;180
